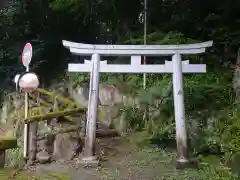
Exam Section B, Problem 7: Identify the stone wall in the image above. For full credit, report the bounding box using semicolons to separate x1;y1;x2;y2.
0;82;136;165
68;83;137;131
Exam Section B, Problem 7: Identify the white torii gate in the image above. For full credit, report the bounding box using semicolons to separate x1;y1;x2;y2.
62;40;213;167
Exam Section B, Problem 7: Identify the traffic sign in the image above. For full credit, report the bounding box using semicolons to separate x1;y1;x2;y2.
22;43;32;67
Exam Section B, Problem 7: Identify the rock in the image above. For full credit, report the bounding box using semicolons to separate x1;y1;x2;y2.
69;83;125;129
52;129;82;161
36;151;51;164
37;134;54;155
99;84;123;105
100;106;112;127
0;101;9;124
0;124;13;136
68;83;89;107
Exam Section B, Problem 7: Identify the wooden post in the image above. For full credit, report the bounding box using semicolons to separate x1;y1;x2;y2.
172;54;188;165
0;150;5;168
80;53;100;167
28;92;40;165
28;122;38;165
119;111;127;136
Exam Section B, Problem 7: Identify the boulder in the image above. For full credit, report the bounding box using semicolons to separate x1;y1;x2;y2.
36;151;51;164
52;130;82;161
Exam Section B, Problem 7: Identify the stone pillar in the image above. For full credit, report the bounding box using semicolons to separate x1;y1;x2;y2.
79;53;100;167
172;54;188;167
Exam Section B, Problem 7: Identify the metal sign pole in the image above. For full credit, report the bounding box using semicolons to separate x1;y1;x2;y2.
23;65;29;160
21;43;32;161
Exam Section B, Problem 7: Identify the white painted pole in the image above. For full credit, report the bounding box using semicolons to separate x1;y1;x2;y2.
23;66;29;160
86;59;94;136
83;53;100;159
172;54;188;163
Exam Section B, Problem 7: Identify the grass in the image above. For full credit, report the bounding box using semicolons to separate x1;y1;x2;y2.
0;169;70;180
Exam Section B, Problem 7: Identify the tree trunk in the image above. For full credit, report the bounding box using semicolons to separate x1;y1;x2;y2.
233;48;240;102
0;0;10;10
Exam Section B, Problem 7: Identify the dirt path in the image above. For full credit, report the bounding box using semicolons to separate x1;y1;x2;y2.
27;133;198;180
33;136;172;180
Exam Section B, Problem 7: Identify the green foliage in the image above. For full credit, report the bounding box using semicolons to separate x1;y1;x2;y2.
160;166;238;180
185;71;233;111
6;147;23;168
126;31;199;45
66;72;89;87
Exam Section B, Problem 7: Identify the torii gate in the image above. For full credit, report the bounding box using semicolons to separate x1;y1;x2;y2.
62;40;213;167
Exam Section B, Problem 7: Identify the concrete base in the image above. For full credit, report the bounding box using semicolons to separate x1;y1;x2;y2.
77;156;99;168
175;157;198;169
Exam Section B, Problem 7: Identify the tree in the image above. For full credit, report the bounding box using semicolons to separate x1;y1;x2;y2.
0;0;10;10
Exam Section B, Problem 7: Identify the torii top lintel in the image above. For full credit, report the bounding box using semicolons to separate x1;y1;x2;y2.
62;40;213;56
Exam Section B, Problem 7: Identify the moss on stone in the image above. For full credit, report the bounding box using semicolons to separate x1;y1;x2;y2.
0;137;17;150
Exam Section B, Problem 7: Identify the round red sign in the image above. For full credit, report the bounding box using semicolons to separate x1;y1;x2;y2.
21;43;32;67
